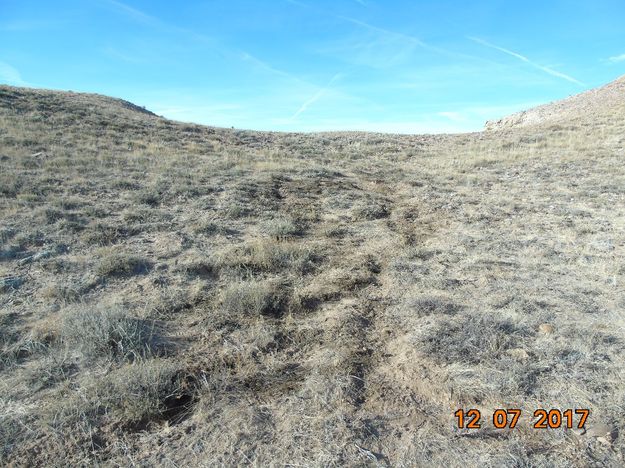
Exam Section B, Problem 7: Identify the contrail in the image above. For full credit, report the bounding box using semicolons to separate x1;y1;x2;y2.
0;61;27;86
339;16;430;49
341;16;489;62
469;36;584;86
291;73;343;120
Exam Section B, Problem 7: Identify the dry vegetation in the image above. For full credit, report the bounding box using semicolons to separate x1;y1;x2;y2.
1;77;625;466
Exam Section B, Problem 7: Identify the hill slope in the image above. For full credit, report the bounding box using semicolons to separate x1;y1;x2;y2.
1;81;625;466
486;74;625;130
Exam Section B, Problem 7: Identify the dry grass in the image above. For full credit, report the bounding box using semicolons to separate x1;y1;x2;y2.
220;279;287;318
60;305;157;361
1;81;625;466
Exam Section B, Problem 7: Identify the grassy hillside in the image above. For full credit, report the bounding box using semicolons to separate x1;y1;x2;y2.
1;81;625;466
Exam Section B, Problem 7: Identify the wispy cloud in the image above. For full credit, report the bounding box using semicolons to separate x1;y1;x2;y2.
468;36;584;86
331;16;490;66
286;0;490;68
437;111;466;123
608;53;625;63
104;0;357;124
0;61;27;86
285;0;310;8
105;0;215;44
104;0;308;86
339;16;430;49
314;16;443;69
285;0;432;54
239;52;310;86
105;0;161;25
291;73;343;120
102;46;147;64
0;19;62;31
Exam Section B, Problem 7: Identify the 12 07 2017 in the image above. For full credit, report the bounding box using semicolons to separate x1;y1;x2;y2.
454;408;590;430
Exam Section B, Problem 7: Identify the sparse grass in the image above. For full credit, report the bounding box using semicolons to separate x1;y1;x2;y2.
41;282;84;303
216;239;318;274
261;215;301;238
220;279;286;317
61;305;156;361
176;254;216;279
420;311;531;365
0;411;26;463
322;224;348;238
1;331;48;371
135;188;161;206
41;274;100;304
96;250;151;277
2;82;625;465
0;276;24;293
400;295;461;317
84;358;184;426
37;358;187;456
192;219;223;236
224;203;250;219
82;222;131;246
351;199;390;220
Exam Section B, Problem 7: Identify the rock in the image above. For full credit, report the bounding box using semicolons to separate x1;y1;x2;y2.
538;323;555;334
506;348;530;361
485;109;545;131
586;424;616;445
597;435;613;446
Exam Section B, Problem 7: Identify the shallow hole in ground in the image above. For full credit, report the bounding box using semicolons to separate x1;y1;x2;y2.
124;373;199;433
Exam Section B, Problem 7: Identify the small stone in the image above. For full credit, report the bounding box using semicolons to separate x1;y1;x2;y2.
538;323;555;334
586;424;616;445
506;348;529;361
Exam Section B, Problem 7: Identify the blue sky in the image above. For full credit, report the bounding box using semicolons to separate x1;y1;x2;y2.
2;0;625;133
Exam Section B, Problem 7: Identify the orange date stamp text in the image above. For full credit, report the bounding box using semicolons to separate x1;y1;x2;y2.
454;408;589;430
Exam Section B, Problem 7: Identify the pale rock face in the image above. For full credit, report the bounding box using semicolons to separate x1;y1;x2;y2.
485;109;548;131
485;74;625;131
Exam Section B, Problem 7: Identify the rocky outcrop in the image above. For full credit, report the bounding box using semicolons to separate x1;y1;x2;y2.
485;108;549;131
485;74;625;131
